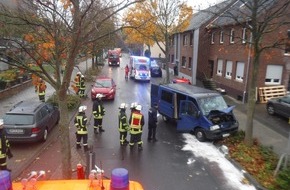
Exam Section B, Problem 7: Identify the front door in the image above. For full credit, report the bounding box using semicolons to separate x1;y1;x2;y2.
177;100;200;131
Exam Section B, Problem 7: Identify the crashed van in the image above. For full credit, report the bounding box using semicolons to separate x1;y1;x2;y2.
151;83;239;141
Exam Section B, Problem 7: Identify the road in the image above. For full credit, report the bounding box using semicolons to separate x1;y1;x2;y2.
3;53;289;189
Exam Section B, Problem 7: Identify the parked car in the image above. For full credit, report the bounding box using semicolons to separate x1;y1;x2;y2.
150;60;162;77
172;77;191;84
2;100;60;143
266;95;290;118
91;76;116;101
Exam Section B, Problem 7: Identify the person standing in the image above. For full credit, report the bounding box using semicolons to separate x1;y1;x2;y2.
148;103;158;142
74;72;81;95
93;94;105;133
79;75;86;98
118;103;129;146
0;119;13;171
35;78;47;102
125;64;129;80
74;106;89;151
129;105;144;150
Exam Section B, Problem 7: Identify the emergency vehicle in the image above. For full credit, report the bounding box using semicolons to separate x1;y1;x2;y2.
129;56;151;81
107;49;120;66
151;83;239;142
2;166;144;190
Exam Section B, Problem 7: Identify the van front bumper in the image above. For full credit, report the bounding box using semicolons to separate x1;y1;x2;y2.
204;124;239;140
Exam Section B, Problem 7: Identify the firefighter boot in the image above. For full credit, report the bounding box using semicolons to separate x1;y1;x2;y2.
76;144;81;149
99;127;105;132
84;146;89;152
94;128;99;134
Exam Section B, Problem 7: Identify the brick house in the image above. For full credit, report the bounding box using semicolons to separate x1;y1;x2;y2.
168;0;234;84
206;0;290;101
169;0;290;102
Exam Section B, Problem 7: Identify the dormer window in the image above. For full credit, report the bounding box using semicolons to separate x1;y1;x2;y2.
220;31;224;44
230;29;235;44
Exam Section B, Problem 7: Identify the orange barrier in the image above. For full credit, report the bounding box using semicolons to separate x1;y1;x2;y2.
13;179;144;190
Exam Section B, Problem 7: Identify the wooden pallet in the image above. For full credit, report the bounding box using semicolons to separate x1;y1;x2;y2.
258;85;286;103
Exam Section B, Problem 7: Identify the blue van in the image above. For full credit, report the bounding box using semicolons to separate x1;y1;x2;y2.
151;83;239;141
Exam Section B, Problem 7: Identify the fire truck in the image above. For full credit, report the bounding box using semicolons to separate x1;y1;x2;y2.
107;49;120;66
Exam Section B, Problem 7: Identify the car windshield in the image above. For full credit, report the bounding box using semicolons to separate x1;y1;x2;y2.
94;79;112;88
3;114;35;125
150;61;158;67
197;95;228;115
136;64;149;70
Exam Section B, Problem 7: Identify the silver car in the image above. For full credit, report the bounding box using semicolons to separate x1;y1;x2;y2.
266;95;290;118
2;100;60;143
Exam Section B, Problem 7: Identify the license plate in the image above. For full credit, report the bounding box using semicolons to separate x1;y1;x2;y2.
8;129;24;134
222;133;230;137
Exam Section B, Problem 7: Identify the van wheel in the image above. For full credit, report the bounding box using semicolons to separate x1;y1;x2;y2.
162;116;169;122
195;128;206;142
42;128;48;142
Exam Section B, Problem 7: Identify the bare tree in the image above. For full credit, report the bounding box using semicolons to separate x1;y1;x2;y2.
0;0;143;179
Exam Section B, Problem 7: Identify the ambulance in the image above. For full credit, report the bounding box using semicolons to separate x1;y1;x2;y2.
129;56;151;81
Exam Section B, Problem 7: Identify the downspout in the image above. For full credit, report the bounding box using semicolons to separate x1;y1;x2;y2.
243;32;252;104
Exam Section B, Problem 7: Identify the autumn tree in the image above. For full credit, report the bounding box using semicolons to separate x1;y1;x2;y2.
123;0;192;83
0;0;143;179
207;0;290;146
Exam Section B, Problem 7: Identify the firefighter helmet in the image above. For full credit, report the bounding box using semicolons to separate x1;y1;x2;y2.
81;75;85;78
96;94;103;99
0;119;3;128
78;106;87;112
130;102;137;109
135;105;142;111
119;103;127;109
77;72;81;75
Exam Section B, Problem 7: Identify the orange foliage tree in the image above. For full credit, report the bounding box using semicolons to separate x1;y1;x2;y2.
123;0;192;83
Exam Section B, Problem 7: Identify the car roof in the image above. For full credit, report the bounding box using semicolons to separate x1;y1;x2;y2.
7;101;45;114
96;76;112;79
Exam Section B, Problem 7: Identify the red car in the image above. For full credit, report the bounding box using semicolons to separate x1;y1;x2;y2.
91;76;116;101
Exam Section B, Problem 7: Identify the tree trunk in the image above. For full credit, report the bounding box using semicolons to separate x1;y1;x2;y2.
57;88;72;179
244;51;260;146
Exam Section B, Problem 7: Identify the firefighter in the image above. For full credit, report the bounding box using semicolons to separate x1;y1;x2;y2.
35;78;47;102
74;72;81;95
129;104;144;150
93;94;105;133
0;119;13;171
79;75;86;98
148;103;158;142
118;103;129;146
74;106;89;151
125;64;129;80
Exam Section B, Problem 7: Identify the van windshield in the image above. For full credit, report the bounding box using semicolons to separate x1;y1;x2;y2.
197;95;228;115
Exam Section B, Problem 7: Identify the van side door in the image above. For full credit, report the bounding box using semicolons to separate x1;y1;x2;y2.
158;89;174;119
177;100;200;132
150;84;159;107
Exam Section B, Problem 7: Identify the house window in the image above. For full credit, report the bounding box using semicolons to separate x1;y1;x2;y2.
236;62;245;82
188;57;192;70
190;33;193;46
230;29;235;44
285;30;290;55
220;31;224;44
183;34;188;46
225;60;233;79
217;59;223;76
242;28;247;44
171;54;174;63
265;65;283;85
181;56;186;67
211;32;215;44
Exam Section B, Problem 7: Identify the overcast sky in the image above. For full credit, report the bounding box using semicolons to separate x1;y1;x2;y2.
187;0;227;10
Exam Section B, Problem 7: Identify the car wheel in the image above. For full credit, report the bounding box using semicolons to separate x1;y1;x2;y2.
267;104;275;115
42;128;48;142
195;128;206;142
